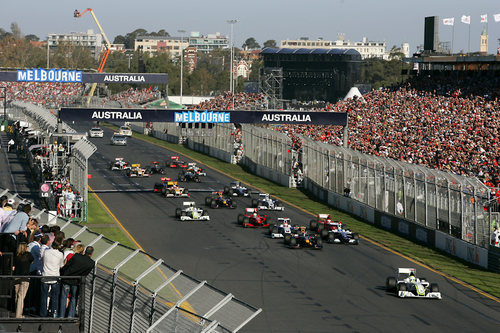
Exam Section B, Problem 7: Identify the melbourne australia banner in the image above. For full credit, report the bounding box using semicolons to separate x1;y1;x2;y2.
59;108;348;125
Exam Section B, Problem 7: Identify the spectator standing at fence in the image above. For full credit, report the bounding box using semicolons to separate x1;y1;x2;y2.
59;246;94;318
40;240;63;317
13;242;34;318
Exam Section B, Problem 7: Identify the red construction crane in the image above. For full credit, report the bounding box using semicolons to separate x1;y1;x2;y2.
74;8;112;106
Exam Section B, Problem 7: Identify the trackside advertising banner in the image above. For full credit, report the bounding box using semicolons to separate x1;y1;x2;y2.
59;108;347;125
0;70;168;84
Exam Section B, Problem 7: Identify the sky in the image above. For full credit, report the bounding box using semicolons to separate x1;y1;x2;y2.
0;0;499;54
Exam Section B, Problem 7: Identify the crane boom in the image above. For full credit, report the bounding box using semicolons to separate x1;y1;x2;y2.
74;8;111;106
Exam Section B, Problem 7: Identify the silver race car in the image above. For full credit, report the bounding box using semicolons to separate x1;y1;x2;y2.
252;193;284;211
386;268;442;299
175;202;210;221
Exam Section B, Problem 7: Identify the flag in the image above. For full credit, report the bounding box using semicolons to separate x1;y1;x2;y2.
461;15;471;24
443;18;454;26
494;13;500;22
481;14;487;23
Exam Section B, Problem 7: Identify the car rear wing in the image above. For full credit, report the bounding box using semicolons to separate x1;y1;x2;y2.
277;217;291;223
160;177;171;181
258;193;269;198
132;164;141;167
398;268;416;274
171;156;179;160
245;208;257;213
318;213;330;219
183;201;195;207
188;162;196;167
115;157;124;161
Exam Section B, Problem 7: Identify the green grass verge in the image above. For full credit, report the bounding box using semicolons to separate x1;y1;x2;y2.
106;125;500;299
86;192;137;249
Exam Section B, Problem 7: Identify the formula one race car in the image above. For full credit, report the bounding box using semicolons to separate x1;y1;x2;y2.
251;193;284;211
110;158;131;171
153;177;171;192
167;156;188;168
224;182;251;197
175;202;210;221
309;214;359;245
178;169;200;183
126;164;151;178
386;268;441;299
149;161;166;175
186;163;207;176
285;227;323;249
237;208;270;228
163;181;190;198
269;218;296;238
205;192;237;209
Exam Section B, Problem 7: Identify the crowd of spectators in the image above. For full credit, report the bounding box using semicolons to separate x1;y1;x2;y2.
101;87;161;108
0;196;94;318
192;92;266;111
2;82;84;108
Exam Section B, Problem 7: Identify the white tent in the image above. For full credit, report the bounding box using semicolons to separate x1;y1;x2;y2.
343;87;365;102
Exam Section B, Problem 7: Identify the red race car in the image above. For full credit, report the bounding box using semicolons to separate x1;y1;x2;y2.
237;208;270;228
167;156;188;168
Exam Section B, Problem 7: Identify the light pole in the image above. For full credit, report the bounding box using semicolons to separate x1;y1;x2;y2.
178;29;186;106
126;53;133;70
227;19;238;108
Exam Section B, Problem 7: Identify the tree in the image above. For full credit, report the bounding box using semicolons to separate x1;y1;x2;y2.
389;46;405;60
24;34;39;42
248;59;262;81
263;40;277;48
10;22;21;39
113;35;126;44
242;37;260;50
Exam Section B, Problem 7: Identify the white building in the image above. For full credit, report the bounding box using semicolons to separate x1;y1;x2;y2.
188;32;228;53
134;36;189;57
48;29;103;59
280;35;410;60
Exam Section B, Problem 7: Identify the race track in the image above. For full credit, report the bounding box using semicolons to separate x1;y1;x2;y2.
77;123;500;333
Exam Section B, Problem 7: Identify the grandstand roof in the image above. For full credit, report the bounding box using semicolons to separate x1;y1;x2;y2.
261;47;360;56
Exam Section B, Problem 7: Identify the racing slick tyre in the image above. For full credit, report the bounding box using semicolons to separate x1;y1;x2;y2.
237;214;244;224
205;197;212;206
178;172;185;181
162;188;166;195
270;225;278;235
289;237;297;247
195;177;200;183
320;229;329;239
352;232;360;240
275;200;281;207
327;232;335;243
230;202;237;209
420;277;427;282
309;220;318;231
183;189;189;194
175;208;182;218
223;186;230;194
211;201;217;209
317;223;324;231
284;234;292;245
430;283;439;293
386;277;397;291
397;283;407;292
181;211;187;216
251;199;258;208
202;210;208;216
243;217;250;227
315;238;323;247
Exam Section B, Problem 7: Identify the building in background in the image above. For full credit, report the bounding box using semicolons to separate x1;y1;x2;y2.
134;36;189;57
280;34;410;60
188;32;228;53
480;28;488;55
184;46;198;73
48;29;103;59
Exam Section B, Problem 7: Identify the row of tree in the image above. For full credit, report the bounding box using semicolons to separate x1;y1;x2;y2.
0;23;408;96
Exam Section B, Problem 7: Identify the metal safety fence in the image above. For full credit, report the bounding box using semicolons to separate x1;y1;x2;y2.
0;187;261;332
299;135;491;247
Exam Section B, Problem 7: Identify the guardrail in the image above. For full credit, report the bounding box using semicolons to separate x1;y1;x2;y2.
0;187;261;332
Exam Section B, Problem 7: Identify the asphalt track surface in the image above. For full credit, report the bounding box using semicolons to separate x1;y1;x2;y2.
76;123;500;333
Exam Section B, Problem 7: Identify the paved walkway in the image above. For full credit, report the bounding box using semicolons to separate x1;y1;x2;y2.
0;131;43;206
